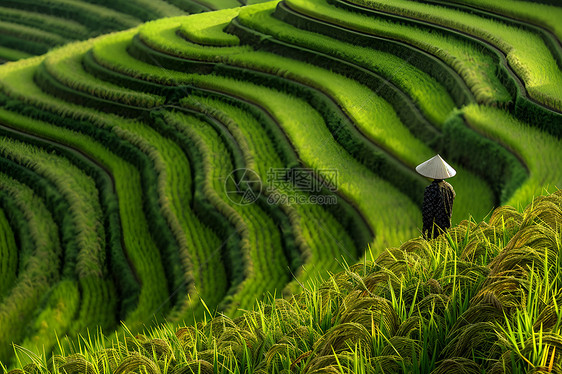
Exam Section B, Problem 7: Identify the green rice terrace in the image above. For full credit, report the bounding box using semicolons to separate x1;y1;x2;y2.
0;0;561;372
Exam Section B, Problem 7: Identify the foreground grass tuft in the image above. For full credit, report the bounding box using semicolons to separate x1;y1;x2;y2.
5;191;562;373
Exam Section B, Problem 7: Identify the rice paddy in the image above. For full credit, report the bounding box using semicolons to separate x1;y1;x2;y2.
0;0;560;372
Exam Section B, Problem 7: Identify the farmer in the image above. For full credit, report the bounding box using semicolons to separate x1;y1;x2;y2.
416;154;456;239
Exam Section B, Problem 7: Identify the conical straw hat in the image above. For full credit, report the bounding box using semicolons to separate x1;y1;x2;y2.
415;154;456;179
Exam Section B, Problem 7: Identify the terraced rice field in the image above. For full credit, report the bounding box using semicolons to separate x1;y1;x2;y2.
0;0;560;367
0;0;271;63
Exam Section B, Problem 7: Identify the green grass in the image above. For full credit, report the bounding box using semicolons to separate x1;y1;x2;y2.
188;73;419;253
348;0;562;111
93;17;491;242
0;207;17;299
0;2;559;368
7;191;562;373
0;138;105;279
0;173;61;363
237;2;456;126
165;111;290;315
0;135;116;359
194;0;242;10
461;104;562;209
0;20;68;47
178;8;241;46
18;280;81;364
284;0;511;106
0;79;170;332
114;111;231;322
42;40;164;108
91;29;190;85
181;94;361;292
451;0;562;43
0;6;89;39
138;14;252;60
0;46;31;61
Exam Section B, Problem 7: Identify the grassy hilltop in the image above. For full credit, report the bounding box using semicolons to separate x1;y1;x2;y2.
0;0;561;369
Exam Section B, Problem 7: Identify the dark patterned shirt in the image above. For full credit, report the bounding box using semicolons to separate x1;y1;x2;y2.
422;179;455;239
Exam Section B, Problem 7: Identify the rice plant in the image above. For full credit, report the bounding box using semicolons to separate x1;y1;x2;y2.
348;0;562;111
178;7;241;46
284;0;512;106
0;207;17;300
0;173;61;363
451;0;562;42
462;104;562;209
42;40;164;108
6;191;561;373
238;1;456;126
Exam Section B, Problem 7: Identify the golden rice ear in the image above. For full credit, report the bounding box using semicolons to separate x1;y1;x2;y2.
362;268;401;295
522;200;562;231
304;354;347;374
473;276;527;312
461;237;501;263
96;348;121;374
489;205;523;230
124;335;147;355
425;278;443;294
6;370;25;374
380;336;422;362
400;237;433;258
440;322;497;362
113;352;161;374
170;360;214;374
141;338;174;361
200;314;236;339
369;354;404;373
533;303;561;331
262;342;302;371
337;290;399;337
59;354;96;374
430;357;482;374
395;315;423;338
313;322;372;357
46;354;67;373
21;363;40;374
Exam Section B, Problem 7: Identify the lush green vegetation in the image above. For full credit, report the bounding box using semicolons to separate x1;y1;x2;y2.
347;0;562;111
461;105;562;207
0;205;17;299
451;0;562;42
0;0;271;63
0;173;61;362
6;191;562;373
284;0;511;106
0;0;560;370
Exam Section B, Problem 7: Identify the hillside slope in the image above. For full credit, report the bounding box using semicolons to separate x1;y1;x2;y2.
0;0;272;63
6;190;562;373
0;0;560;366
